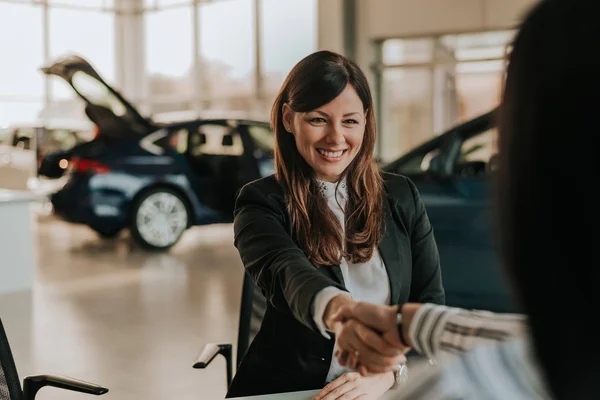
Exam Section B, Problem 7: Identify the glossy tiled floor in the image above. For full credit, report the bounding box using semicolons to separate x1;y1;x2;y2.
0;215;244;400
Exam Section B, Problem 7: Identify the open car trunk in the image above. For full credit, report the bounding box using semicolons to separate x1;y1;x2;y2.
40;55;155;140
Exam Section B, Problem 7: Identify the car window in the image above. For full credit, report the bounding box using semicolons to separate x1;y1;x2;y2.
394;147;441;176
459;128;498;163
154;128;189;154
167;128;189;154
247;124;274;156
455;127;498;177
189;124;243;156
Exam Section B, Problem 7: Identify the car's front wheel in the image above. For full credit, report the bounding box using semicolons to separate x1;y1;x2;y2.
130;188;189;250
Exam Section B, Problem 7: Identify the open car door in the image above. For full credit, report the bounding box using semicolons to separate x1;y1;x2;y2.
40;55;154;139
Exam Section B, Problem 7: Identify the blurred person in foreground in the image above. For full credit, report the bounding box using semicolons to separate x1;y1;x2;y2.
226;50;444;399
326;0;600;399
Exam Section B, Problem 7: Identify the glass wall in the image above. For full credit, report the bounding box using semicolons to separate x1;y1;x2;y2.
0;0;115;126
49;7;115;101
260;0;317;116
376;30;515;163
142;0;317;118
0;0;317;126
199;0;255;107
145;4;195;111
0;2;44;125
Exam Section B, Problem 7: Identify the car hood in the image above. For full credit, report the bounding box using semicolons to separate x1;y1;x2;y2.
40;55;154;138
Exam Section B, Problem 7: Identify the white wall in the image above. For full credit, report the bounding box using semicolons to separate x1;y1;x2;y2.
318;0;537;73
363;0;535;39
317;0;346;54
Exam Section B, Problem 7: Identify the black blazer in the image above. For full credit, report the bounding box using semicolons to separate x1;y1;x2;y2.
226;172;445;398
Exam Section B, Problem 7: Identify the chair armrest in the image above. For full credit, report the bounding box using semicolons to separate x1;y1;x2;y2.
22;374;108;399
193;343;233;387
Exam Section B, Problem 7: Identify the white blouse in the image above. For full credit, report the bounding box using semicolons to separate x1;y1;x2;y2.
311;178;391;383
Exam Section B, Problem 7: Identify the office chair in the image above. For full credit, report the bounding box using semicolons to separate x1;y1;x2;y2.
0;318;108;400
192;272;267;388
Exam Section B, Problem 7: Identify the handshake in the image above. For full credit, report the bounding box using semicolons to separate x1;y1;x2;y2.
323;296;422;376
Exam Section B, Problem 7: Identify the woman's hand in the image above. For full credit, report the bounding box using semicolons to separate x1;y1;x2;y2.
333;318;407;375
312;372;394;400
323;294;356;331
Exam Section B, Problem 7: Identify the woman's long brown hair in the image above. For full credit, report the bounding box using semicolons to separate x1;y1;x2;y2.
271;50;383;266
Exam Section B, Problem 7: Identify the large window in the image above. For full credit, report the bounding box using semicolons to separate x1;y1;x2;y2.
0;2;44;125
144;0;190;7
48;0;113;7
0;0;318;125
377;30;514;163
198;0;255;111
381;68;433;163
143;0;317;117
145;5;194;110
260;0;317;116
49;7;115;101
0;102;44;127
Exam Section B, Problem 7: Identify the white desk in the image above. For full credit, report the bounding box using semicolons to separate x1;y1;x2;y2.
229;390;320;400
0;189;44;295
229;388;402;400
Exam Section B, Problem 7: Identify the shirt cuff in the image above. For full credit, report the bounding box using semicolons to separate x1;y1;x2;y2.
312;287;352;339
407;303;461;359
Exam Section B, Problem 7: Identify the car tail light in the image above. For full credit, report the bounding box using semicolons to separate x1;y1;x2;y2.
70;157;111;174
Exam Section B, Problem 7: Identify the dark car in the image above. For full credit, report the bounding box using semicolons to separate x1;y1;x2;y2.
37;126;96;179
383;110;513;312
43;55;274;249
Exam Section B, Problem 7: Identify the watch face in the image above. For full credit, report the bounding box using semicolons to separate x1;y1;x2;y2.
397;363;408;385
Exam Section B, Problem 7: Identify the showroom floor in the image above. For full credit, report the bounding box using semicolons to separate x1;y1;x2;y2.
0;213;244;400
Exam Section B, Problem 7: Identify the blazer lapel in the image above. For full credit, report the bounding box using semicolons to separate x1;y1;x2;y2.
378;195;402;305
318;264;345;286
328;265;345;286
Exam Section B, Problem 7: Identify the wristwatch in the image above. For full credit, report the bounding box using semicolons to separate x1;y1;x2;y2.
391;361;408;389
390;312;408;389
396;311;407;346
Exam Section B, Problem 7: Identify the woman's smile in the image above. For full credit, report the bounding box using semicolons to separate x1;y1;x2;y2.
316;148;348;162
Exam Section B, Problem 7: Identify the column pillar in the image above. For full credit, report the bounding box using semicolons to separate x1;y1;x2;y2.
114;0;147;113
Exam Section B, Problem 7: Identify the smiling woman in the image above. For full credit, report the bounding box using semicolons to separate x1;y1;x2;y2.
227;50;445;398
282;86;366;183
273;51;381;267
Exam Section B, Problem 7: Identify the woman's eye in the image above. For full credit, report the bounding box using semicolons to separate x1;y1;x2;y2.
344;119;359;125
310;117;326;123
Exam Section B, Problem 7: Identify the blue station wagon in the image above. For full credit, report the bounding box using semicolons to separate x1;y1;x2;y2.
43;55;274;250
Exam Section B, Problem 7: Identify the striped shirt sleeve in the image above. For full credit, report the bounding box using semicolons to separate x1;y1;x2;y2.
407;304;527;362
388;306;548;400
395;337;549;400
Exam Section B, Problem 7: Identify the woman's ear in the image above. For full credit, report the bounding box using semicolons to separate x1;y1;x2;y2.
282;103;294;134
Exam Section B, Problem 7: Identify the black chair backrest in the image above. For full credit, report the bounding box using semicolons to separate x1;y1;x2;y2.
0;319;23;400
235;273;267;367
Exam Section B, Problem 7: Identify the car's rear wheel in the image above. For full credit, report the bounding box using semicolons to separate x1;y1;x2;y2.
130;188;189;250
